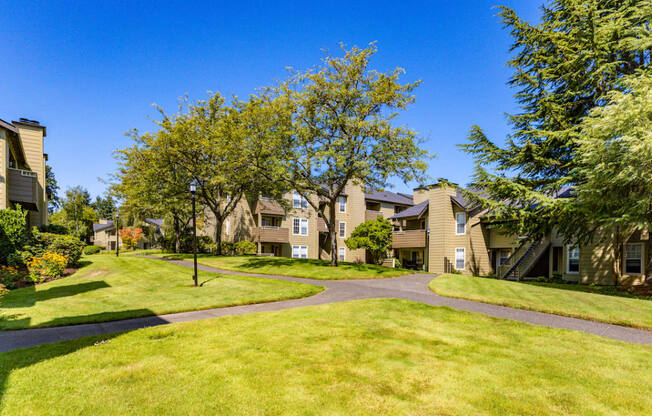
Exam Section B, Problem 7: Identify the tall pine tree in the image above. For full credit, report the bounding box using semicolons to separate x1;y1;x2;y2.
460;0;651;241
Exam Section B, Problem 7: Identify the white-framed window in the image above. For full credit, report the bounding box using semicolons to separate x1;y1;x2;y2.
292;218;308;236
339;221;346;238
455;247;465;270
293;191;308;209
292;245;308;259
567;246;579;274
338;196;347;213
225;219;230;236
456;212;466;235
339;247;345;261
624;243;643;274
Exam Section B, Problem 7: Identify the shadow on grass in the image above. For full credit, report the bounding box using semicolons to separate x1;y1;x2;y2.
0;308;167;406
0;281;111;309
523;281;652;301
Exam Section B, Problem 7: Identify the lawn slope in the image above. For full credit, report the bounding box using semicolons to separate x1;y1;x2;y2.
159;254;412;279
430;274;652;330
0;255;322;330
0;299;650;415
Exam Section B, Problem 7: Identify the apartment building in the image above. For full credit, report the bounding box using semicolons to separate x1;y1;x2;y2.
390;181;649;285
201;183;411;262
0;118;48;226
92;218;164;250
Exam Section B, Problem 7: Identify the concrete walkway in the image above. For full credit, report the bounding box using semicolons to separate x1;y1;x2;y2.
2;256;651;352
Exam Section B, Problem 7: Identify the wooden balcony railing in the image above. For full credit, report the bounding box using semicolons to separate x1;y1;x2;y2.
392;229;427;248
253;226;289;243
7;168;37;207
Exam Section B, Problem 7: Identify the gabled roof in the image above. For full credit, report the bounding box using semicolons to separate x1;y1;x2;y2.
255;198;285;216
93;221;114;233
145;218;164;227
365;191;413;206
389;200;428;220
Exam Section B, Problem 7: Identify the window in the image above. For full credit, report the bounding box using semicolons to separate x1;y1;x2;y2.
292;245;308;258
455;248;465;270
338;196;346;213
567;246;579;273
339;247;345;261
225;219;230;236
456;213;466;235
293;191;308;209
339;221;346;238
293;218;308;236
625;244;643;274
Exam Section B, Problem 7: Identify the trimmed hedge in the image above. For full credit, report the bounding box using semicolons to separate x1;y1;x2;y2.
26;231;85;267
83;245;102;255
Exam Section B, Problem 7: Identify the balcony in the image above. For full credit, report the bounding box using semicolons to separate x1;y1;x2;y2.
7;168;38;210
253;226;289;243
365;209;382;221
392;229;427;248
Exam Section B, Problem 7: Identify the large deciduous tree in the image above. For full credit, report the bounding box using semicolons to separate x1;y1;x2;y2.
460;0;651;242
254;43;429;266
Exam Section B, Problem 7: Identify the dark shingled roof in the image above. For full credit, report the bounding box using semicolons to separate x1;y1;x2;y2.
93;221;114;233
145;218;164;227
365;191;413;206
389;200;429;220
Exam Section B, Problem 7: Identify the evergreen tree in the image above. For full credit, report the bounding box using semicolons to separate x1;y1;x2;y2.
460;0;651;241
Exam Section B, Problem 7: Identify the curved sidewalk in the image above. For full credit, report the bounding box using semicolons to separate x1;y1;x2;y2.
1;256;651;352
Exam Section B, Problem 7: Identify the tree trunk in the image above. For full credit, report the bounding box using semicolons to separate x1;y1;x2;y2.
213;216;223;255
329;201;338;266
613;234;623;286
173;216;181;253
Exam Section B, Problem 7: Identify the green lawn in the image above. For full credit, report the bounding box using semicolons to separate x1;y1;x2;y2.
430;274;652;330
0;254;322;330
1;299;650;415
158;254;413;279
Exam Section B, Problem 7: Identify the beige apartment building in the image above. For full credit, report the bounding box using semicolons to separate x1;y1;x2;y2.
0;118;48;226
203;179;648;286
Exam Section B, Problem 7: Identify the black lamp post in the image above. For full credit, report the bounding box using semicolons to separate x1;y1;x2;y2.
115;212;120;257
190;180;198;286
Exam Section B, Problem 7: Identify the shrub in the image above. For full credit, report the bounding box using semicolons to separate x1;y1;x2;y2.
27;251;68;282
161;234;215;254
220;241;236;255
26;231;85;267
234;240;257;255
83;245;102;255
0;207;28;264
38;223;69;235
0;265;25;289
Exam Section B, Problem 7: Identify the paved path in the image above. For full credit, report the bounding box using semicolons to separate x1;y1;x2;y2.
2;256;651;352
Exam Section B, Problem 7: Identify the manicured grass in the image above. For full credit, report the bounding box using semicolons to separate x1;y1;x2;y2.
1;299;650;415
0;255;322;330
159;254;413;279
430;274;652;330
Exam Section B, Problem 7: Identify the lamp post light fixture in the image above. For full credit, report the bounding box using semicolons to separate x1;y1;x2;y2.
115;212;120;257
190;180;199;287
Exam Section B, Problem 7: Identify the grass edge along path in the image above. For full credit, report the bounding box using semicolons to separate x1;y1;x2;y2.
429;274;652;331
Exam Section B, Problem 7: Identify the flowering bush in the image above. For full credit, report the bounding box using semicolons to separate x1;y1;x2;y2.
0;265;25;289
27;251;68;282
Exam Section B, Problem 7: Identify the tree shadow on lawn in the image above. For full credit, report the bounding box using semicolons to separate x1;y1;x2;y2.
0;308;167;407
523;281;652;301
0;281;111;309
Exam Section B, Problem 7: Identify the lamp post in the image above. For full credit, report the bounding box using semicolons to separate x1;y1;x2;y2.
190;180;198;286
115;212;120;257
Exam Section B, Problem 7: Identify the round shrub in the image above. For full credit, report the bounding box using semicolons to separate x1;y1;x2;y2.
26;231;85;267
83;245;102;255
234;240;257;255
27;251;67;282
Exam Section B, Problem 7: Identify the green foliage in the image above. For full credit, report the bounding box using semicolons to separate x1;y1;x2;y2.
38;223;69;235
250;43;429;265
460;1;651;241
220;241;236;255
161;234;213;254
0;206;28;264
234;240;257;255
46;165;60;214
0;265;25;289
54;186;100;242
345;217;393;264
91;195;118;219
83;245;103;255
26;231;85;267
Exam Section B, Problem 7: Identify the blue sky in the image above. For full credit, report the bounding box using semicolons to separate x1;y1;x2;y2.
0;0;541;198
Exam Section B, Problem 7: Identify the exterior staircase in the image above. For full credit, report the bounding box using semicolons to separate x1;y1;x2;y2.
498;235;551;281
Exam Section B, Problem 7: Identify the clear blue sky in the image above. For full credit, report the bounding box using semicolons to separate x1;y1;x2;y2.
1;0;541;198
